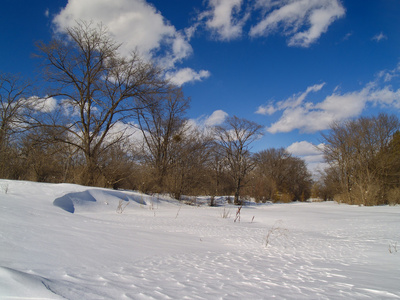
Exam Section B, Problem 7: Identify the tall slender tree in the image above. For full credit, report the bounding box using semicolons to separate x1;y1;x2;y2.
0;72;33;178
136;86;190;191
214;116;263;205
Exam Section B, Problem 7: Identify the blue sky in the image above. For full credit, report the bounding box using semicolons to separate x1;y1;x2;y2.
1;0;400;174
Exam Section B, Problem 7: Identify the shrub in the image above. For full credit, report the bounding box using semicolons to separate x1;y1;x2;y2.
387;188;400;206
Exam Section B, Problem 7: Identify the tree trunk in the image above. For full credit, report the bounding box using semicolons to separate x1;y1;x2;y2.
234;177;242;205
83;154;98;186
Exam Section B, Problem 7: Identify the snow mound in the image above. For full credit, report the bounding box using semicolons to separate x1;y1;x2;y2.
53;189;148;213
0;266;64;299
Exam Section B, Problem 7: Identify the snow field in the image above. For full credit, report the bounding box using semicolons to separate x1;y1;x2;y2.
0;179;399;299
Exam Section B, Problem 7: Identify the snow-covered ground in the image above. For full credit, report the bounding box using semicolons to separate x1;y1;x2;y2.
0;179;399;299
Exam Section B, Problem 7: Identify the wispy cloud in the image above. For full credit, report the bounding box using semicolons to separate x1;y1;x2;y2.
197;0;345;46
263;65;400;133
256;83;325;116
250;0;345;47
342;31;352;41
377;63;400;82
372;32;387;42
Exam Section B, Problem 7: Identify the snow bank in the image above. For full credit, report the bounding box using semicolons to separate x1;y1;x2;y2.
1;179;399;299
0;266;64;299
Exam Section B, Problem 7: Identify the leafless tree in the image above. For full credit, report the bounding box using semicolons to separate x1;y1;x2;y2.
0;73;33;148
35;21;168;186
321;114;400;205
136;86;190;191
0;72;34;177
165;124;213;200
97;140;137;189
206;143;230;204
214;116;263;205
252;148;312;202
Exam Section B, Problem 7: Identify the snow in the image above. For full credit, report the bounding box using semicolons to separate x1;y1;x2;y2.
0;179;399;299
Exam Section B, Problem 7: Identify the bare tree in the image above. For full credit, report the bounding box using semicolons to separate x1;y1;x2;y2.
35;21;168;186
252;148;312;202
0;72;34;178
206;143;230;204
321;114;400;205
165;124;212;200
214;116;263;205
136;86;190;191
0;73;33;148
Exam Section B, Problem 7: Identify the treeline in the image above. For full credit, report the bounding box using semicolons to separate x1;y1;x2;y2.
316;114;400;206
0;21;312;205
3;21;398;206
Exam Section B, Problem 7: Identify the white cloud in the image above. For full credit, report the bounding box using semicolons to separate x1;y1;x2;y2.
204;110;228;126
189;110;229;129
257;83;325;116
267;89;367;133
52;0;209;83
287;140;324;156
186;110;229;138
265;67;400;134
192;0;344;46
26;96;57;113
165;68;211;86
367;85;400;108
200;0;248;41
372;32;387;42
255;104;277;115
250;0;345;47
53;0;173;58
107;121;144;146
377;63;400;83
287;141;326;175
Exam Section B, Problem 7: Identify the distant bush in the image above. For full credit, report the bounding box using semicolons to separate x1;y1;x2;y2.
387;188;400;206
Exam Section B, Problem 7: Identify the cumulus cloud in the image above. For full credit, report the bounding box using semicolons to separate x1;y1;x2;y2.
250;0;345;47
264;66;400;134
26;96;57;113
107;121;144;146
165;68;211;86
287;141;326;175
200;0;248;41
53;0;173;58
186;110;229;137
267;88;367;133
287;140;324;156
189;109;229;129
204;109;229;126
52;0;209;85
